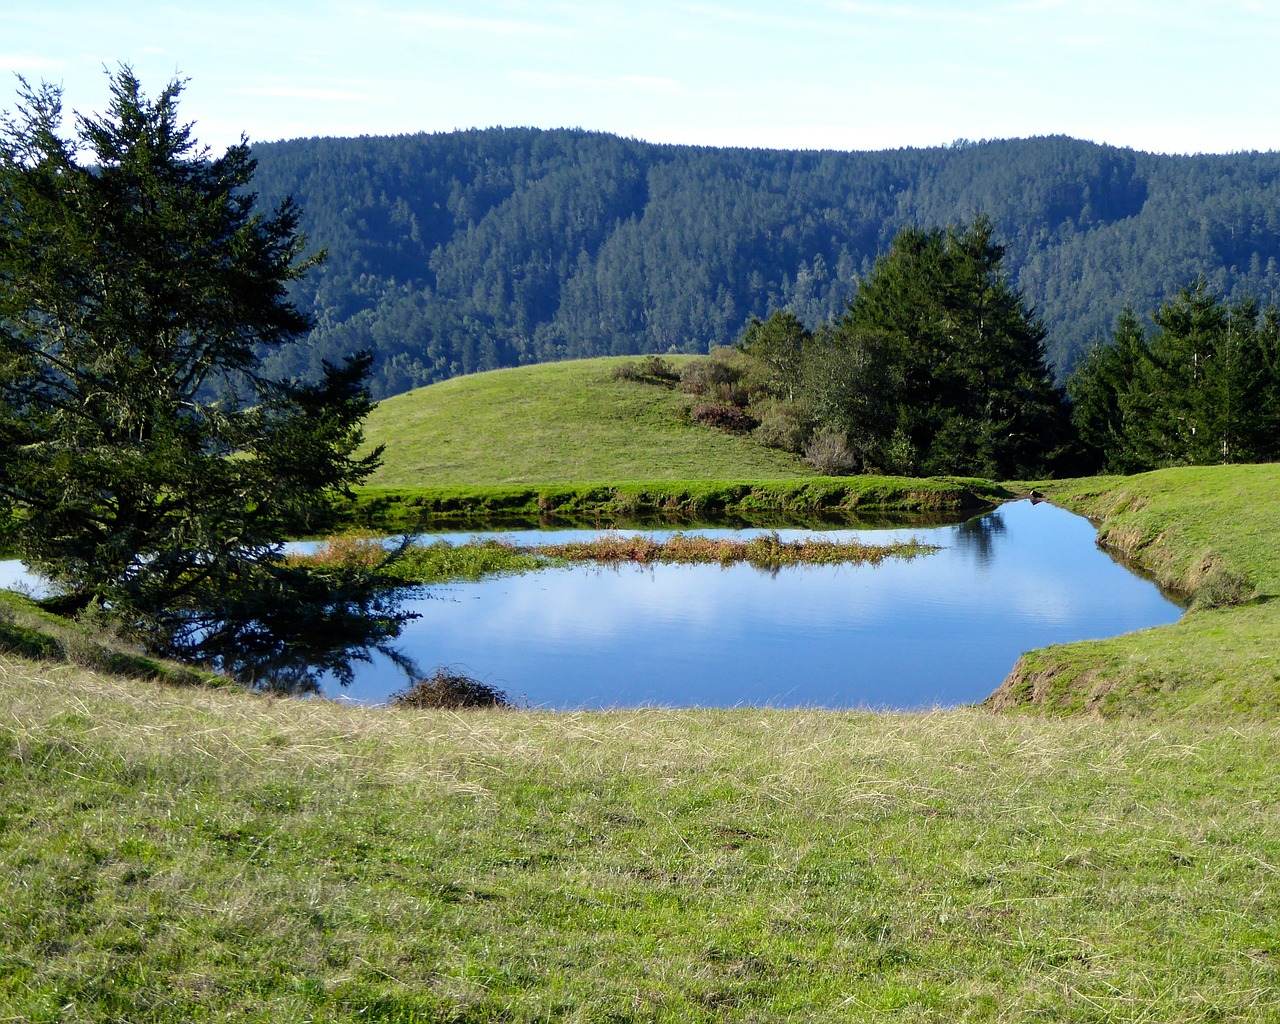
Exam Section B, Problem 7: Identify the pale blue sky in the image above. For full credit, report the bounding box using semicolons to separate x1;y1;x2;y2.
6;1;1279;156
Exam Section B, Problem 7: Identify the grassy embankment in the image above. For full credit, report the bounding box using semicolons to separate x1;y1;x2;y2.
990;463;1280;718
352;357;1008;527
6;355;1280;1018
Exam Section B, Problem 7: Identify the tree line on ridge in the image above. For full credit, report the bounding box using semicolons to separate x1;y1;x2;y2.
245;128;1280;401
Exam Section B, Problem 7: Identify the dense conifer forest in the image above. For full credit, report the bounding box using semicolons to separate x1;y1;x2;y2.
247;128;1280;400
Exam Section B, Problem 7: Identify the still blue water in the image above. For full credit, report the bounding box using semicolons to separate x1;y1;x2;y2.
329;499;1183;710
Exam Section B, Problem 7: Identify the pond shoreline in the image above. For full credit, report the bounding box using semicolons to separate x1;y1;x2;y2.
345;476;1014;532
305;500;1182;710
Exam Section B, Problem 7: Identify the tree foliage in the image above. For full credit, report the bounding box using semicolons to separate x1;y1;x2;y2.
0;69;408;688
236;129;1280;399
674;220;1065;478
1068;283;1280;472
830;217;1068;477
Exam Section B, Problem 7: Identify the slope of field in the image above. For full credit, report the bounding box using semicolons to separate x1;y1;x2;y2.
991;464;1280;716
361;357;813;487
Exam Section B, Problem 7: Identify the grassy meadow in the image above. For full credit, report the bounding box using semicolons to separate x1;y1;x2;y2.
361;357;811;487
6;352;1280;1019
4;664;1280;1022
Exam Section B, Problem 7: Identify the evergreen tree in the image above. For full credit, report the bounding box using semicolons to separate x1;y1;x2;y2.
839;216;1068;476
1067;310;1161;473
738;310;811;401
0;70;408;687
1146;283;1269;465
1066;285;1280;472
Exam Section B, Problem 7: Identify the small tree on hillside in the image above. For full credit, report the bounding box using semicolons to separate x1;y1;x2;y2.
0;69;409;687
738;310;811;401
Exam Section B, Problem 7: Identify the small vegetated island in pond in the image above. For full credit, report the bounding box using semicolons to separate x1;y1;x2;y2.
294;531;937;587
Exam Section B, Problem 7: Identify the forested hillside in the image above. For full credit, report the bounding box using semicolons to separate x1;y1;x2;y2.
247;129;1280;399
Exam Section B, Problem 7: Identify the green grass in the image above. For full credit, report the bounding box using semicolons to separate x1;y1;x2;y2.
350;477;1011;530
0;591;215;689
989;464;1280;717
361;357;814;487
7;464;1280;1018
4;665;1280;1022
352;358;1014;528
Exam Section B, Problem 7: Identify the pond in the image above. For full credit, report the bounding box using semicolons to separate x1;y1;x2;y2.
0;500;1184;710
325;498;1183;710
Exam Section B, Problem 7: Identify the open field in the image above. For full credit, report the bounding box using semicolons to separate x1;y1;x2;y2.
4;663;1280;1022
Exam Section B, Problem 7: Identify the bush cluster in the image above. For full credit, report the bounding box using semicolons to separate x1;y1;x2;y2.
392;668;512;709
610;354;679;384
691;402;759;433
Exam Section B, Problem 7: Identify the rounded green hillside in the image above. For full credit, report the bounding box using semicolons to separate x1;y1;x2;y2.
362;356;815;487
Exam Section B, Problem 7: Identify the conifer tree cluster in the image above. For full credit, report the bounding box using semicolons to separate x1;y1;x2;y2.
1068;284;1280;472
675;218;1070;479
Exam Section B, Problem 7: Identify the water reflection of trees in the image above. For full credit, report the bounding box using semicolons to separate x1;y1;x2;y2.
168;571;421;697
951;512;1007;566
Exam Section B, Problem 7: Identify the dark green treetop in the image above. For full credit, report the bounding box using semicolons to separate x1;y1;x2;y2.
837;216;1069;477
1068;283;1280;473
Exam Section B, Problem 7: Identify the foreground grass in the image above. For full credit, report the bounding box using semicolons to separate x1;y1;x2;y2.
361;357;812;487
4;663;1280;1022
991;464;1280;716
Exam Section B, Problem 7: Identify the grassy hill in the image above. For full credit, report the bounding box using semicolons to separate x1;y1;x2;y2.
361;356;813;487
353;357;1011;527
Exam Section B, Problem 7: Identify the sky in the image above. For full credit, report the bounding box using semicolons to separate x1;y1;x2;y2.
5;1;1280;157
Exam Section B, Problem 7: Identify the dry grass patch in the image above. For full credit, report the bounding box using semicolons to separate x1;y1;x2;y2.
4;661;1280;1021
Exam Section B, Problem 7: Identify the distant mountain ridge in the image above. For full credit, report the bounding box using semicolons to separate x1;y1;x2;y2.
246;128;1280;400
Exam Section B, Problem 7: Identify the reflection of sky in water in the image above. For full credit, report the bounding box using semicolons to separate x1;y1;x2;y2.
0;501;1183;710
330;500;1183;710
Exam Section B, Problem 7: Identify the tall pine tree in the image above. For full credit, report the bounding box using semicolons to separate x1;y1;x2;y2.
0;69;409;688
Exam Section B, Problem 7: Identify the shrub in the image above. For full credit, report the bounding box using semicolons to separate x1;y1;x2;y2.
679;357;733;394
612;354;678;384
392;668;512;709
803;429;861;475
751;398;812;453
679;351;752;406
692;402;759;433
1192;561;1253;610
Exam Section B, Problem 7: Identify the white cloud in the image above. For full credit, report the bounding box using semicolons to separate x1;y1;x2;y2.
227;85;374;102
0;54;67;74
